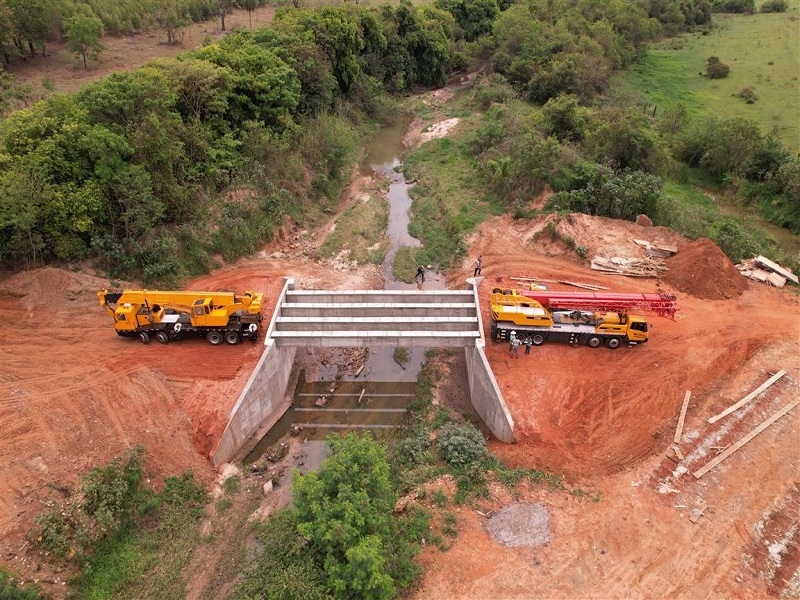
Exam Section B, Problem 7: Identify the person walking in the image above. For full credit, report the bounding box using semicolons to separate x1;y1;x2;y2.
415;265;425;284
510;335;521;358
524;334;532;355
509;330;516;354
473;254;482;277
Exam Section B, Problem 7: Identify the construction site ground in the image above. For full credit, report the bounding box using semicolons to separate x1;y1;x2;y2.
1;175;799;598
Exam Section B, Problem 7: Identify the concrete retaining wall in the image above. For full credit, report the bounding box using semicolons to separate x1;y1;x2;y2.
464;343;515;443
212;342;296;466
212;279;297;466
464;278;515;443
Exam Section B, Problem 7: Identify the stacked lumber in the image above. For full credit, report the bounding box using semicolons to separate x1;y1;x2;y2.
633;239;678;259
736;256;797;288
591;255;668;277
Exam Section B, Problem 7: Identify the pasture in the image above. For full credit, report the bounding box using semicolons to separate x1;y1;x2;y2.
621;0;800;151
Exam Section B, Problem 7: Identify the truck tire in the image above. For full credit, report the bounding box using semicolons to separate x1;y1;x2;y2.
156;331;170;344
587;335;602;348
225;331;240;345
606;337;621;349
138;331;151;345
207;331;223;346
531;333;545;346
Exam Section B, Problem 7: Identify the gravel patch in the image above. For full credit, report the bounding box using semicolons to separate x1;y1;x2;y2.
486;502;551;547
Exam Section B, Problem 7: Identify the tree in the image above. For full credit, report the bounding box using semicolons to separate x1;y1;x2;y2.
293;433;418;599
217;0;234;31
155;0;190;45
64;13;105;69
0;0;17;63
242;0;258;29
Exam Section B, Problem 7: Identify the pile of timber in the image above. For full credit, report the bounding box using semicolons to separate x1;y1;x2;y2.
633;239;678;259
591;255;668;277
736;255;798;288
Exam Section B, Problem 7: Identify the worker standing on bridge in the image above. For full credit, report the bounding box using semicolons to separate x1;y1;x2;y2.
415;265;425;284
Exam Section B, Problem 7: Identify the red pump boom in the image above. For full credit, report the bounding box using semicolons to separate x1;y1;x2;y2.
522;291;678;320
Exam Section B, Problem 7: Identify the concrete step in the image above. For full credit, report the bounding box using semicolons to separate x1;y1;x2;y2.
269;329;481;347
280;302;478;318
275;316;478;332
284;290;475;304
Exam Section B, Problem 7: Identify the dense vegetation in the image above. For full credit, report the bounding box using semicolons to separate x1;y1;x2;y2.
2;0;796;283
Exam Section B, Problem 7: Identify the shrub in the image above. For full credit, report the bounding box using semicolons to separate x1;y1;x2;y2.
711;0;755;13
706;57;730;79
739;86;758;103
759;0;787;12
436;423;488;470
0;567;44;600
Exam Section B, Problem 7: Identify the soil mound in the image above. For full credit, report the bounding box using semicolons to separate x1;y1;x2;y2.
664;238;748;300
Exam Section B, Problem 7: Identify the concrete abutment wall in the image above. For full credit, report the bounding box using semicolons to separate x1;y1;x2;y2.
211;278;515;465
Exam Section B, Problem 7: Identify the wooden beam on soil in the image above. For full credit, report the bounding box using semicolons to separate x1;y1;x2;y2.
754;255;798;284
693;398;800;479
674;390;691;444
707;370;788;424
557;280;610;291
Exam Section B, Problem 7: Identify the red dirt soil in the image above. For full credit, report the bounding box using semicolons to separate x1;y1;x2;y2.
1;210;798;598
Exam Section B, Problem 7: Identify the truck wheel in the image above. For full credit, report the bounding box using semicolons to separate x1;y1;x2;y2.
138;331;151;345
606;337;621;349
532;333;545;346
156;331;170;345
207;331;223;346
587;335;602;348
225;331;241;345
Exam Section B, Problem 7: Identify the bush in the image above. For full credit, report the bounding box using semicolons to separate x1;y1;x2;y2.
0;567;44;600
739;86;758;103
759;0;787;12
711;0;755;13
436;423;488;470
706;57;730;79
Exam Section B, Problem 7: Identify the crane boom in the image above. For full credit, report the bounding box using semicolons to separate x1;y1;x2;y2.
522;291;678;319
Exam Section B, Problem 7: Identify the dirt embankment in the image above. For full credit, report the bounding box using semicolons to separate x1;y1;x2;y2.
0;121;798;598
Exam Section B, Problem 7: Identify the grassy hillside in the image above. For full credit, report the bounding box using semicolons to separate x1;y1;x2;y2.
620;0;800;151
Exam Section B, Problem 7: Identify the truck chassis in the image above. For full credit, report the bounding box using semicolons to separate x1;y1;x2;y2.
490;312;643;349
116;308;261;346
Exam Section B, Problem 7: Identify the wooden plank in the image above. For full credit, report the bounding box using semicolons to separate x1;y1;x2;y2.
754;255;799;283
766;272;786;288
674;391;692;443
557;280;610;291
707;370;788;424
693;398;800;479
689;500;708;523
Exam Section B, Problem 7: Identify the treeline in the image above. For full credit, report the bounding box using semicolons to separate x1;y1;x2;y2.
1;0;797;283
0;2;458;283
0;0;271;61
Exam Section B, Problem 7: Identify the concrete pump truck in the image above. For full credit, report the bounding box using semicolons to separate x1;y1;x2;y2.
490;288;677;349
98;289;264;345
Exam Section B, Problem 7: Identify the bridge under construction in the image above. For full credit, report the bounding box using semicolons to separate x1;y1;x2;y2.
212;279;514;465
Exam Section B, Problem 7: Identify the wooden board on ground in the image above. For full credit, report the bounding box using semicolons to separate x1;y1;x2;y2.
674;391;691;443
693;397;800;479
707;370;787;424
755;255;798;283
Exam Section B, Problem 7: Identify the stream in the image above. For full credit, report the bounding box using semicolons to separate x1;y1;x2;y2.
245;114;450;463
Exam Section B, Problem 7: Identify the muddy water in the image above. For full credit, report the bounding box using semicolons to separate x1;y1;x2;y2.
246;114;453;465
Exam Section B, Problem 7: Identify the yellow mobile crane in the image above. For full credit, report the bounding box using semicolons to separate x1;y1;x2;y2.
490;288;677;348
98;289;263;345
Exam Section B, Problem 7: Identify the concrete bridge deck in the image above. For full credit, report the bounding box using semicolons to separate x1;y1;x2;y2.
271;289;481;347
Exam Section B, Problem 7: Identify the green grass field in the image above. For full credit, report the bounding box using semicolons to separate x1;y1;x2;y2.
621;0;800;151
